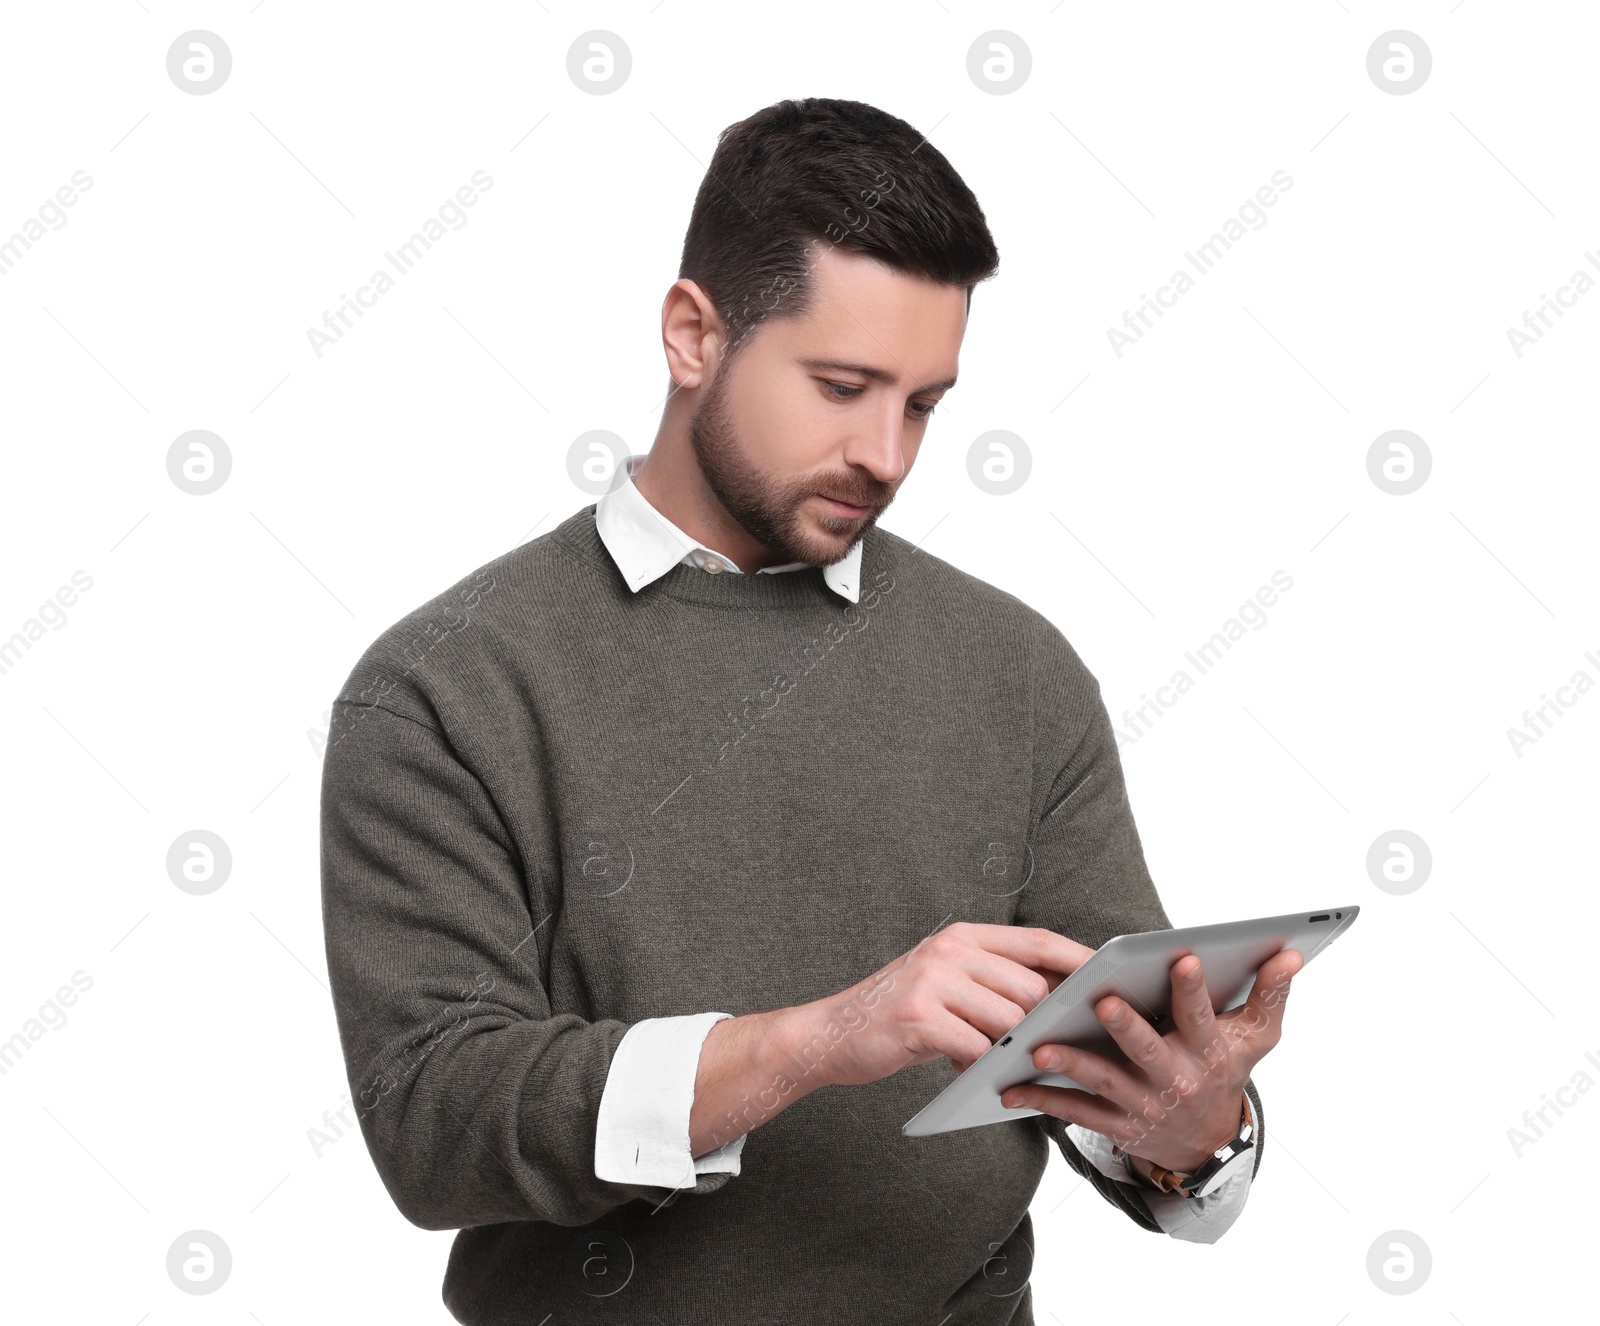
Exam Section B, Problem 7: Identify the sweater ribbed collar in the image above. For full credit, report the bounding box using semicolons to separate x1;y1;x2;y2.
557;504;878;611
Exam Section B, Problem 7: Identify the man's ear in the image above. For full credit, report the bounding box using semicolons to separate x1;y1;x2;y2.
661;277;722;391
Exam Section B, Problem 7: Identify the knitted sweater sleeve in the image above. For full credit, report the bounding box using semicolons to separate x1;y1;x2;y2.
319;697;733;1231
1010;616;1266;1233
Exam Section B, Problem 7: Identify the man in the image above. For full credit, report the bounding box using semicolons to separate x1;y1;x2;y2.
320;97;1302;1325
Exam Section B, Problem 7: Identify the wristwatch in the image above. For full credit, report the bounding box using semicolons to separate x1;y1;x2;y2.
1113;1090;1255;1199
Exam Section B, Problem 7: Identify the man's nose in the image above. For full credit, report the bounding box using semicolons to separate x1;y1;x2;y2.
845;416;907;486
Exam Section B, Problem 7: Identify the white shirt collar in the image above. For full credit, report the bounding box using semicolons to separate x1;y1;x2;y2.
594;454;863;604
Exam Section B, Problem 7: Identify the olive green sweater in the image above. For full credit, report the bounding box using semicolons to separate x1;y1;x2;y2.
319;505;1263;1324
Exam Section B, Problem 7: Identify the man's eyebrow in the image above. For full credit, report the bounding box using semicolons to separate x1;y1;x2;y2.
799;357;957;393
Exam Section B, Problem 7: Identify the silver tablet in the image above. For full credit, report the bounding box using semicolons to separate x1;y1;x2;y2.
901;904;1360;1137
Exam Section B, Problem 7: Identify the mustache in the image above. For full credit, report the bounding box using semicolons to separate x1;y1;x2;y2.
809;474;895;508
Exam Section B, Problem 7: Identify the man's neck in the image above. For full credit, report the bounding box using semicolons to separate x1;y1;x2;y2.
630;439;782;574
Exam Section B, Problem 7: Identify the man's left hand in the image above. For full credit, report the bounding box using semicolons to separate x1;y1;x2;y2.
990;947;1304;1173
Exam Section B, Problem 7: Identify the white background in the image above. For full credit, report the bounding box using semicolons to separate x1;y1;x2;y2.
1;2;1594;1321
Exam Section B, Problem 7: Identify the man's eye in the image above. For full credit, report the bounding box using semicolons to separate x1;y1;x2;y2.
824;380;937;418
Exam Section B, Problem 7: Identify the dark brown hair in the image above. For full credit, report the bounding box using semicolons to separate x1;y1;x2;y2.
677;98;1000;368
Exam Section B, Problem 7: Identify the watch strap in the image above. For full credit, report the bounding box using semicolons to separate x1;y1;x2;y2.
1116;1089;1254;1197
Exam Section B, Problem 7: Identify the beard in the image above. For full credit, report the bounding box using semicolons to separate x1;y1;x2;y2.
688;361;896;568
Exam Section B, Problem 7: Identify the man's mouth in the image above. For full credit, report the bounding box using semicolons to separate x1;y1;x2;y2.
817;494;872;518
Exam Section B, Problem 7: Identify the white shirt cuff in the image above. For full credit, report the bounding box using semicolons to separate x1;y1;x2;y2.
595;1012;746;1187
1066;1122;1254;1243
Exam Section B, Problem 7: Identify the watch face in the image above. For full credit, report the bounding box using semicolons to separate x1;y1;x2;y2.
1191;1143;1251;1196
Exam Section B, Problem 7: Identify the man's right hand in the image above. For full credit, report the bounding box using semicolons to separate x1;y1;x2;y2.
790;922;1096;1090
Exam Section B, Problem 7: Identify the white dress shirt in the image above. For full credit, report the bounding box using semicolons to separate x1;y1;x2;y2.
589;453;1254;1241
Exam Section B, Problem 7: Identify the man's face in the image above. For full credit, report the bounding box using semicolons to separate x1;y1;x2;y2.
689;242;968;567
